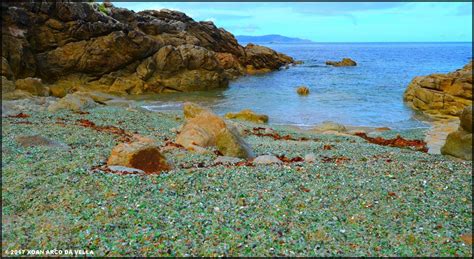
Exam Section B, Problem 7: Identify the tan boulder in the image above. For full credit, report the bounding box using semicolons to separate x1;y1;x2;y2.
176;103;254;158
326;58;357;67
224;109;269;124
441;106;473;160
107;135;171;173
47;93;98;112
296;86;310;95
404;61;472;116
15;77;49;96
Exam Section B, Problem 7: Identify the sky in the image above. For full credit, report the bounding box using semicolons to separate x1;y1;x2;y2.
113;2;472;42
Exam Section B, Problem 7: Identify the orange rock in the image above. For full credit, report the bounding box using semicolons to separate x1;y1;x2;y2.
107;135;171;173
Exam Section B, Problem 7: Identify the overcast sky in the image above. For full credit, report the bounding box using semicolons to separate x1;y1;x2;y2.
113;2;472;42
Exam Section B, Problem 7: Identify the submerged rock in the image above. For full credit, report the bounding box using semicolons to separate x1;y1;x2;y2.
296;86;310;95
176;103;254;158
441;106;473;160
107;135;172;173
326;58;357;67
404;61;472;116
224;109;269;124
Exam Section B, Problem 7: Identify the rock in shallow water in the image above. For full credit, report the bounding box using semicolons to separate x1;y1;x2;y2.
296;86;310;95
326;58;357;67
224;109;269;124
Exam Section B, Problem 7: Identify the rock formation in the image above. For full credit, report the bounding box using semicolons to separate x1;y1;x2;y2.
326;58;357;67
404;61;473;116
1;2;295;96
224;109;269;124
441;106;472;160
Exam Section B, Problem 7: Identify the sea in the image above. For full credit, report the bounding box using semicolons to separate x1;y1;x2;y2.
139;42;472;129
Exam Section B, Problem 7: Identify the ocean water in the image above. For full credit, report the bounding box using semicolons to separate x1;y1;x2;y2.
141;42;472;129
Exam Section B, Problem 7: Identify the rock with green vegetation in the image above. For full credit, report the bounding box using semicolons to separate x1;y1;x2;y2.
224;109;269;123
441;106;473;160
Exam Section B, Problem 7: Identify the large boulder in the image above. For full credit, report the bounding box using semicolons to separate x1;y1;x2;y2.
107;135;172;173
176;103;254;158
1;2;294;95
404;61;472;116
441;106;473;160
326;58;357;67
224;109;269;124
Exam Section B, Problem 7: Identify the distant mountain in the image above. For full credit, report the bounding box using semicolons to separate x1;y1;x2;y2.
236;34;314;44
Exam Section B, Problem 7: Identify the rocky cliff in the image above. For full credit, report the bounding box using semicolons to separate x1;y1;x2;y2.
403;61;473;116
1;1;294;96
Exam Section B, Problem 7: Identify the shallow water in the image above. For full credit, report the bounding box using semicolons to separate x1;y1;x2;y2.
137;42;472;129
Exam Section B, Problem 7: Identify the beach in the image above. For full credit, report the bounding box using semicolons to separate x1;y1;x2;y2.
2;104;472;256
